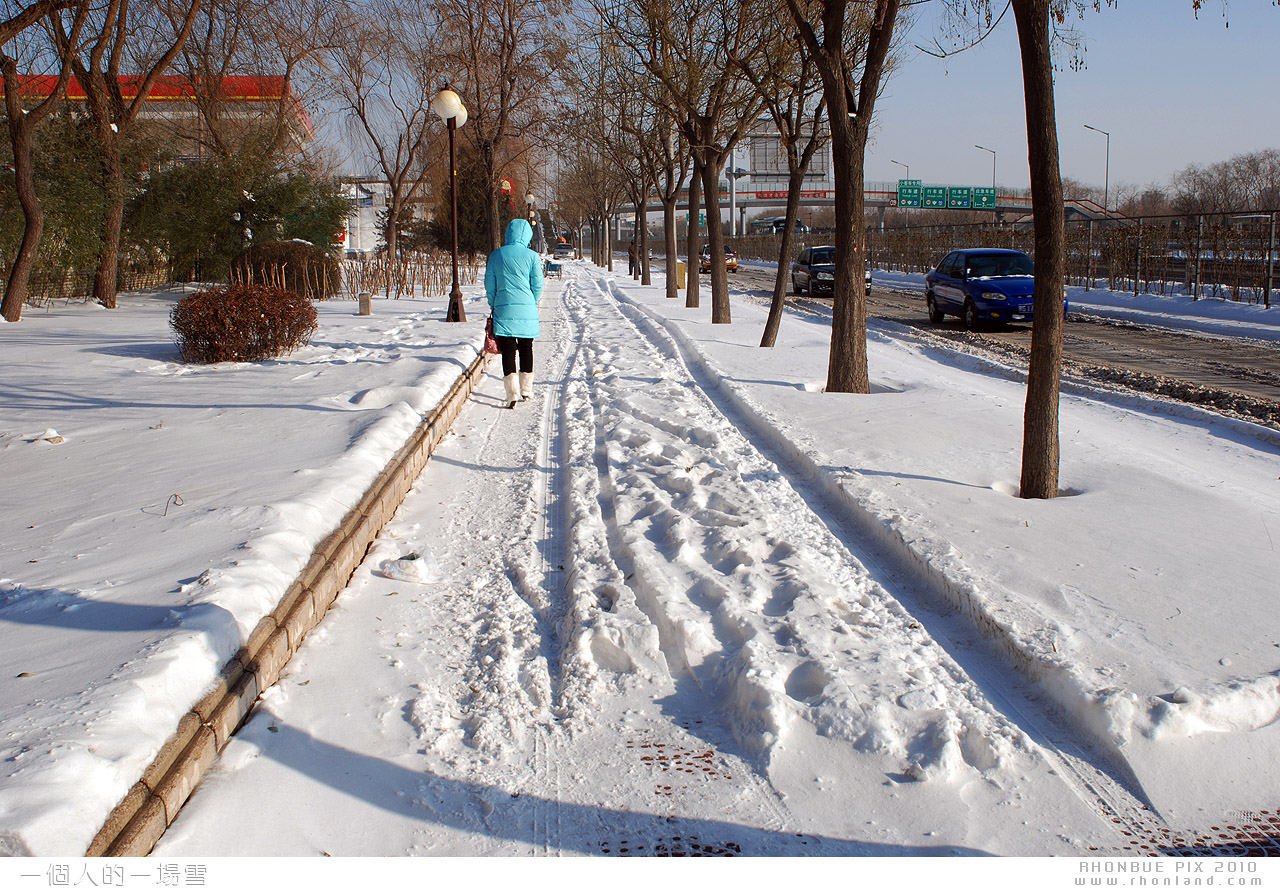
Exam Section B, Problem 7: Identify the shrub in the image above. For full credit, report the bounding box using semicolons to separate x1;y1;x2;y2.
230;239;341;300
171;283;318;363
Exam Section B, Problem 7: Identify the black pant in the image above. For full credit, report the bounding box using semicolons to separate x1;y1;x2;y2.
496;335;533;377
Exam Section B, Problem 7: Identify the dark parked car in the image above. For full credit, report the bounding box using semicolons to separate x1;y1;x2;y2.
924;248;1063;329
790;245;871;297
699;244;738;273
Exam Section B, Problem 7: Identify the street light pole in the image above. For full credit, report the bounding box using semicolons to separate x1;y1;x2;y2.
974;144;996;189
432;86;469;322
1084;124;1110;215
526;190;539;253
889;159;908;182
727;166;747;237
975;145;996;220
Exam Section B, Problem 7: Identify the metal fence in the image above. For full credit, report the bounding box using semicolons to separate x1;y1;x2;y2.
729;210;1278;308
864;210;1277;307
2;256;175;308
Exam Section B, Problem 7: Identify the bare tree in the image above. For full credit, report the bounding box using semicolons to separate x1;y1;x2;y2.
784;0;900;393
651;112;690;298
51;0;204;309
1008;0;1070;500
931;0;1258;497
1173;149;1280;214
729;0;828;346
174;0;334;171
607;0;763;323
0;0;75;46
437;0;568;254
574;27;683;287
326;0;441;267
1;0;87;322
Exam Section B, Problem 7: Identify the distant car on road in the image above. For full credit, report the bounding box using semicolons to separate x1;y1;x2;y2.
552;242;574;260
751;216;810;234
790;245;871;297
924;248;1062;330
699;244;738;273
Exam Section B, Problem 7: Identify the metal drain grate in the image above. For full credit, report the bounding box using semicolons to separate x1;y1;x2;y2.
1088;809;1280;856
1160;811;1280;856
598;836;742;857
603;733;745;856
625;737;735;796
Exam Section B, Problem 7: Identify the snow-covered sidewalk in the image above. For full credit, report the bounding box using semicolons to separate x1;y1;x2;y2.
2;261;1279;865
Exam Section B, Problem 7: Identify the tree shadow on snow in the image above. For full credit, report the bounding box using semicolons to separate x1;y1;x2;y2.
0;583;235;637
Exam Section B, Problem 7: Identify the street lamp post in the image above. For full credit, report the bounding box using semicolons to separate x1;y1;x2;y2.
975;145;996;220
1084;124;1110;215
974;144;996;189
889;158;909;182
727;165;748;237
526;190;540;253
432;85;468;322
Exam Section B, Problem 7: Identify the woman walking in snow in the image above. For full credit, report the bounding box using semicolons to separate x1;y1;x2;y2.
485;218;545;409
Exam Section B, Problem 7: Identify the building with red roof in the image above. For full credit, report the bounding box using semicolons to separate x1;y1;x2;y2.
1;74;314;161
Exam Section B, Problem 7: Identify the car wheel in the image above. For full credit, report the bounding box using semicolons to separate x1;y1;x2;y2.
963;299;981;332
791;275;799;295
927;294;944;324
804;278;814;298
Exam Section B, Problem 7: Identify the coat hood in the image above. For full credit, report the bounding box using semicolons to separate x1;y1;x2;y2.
504;218;534;248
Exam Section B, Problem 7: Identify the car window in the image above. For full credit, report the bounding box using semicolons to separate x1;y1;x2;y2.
967;256;996;278
797;249;809;264
968;253;1034;276
937;254;957;276
811;247;835;264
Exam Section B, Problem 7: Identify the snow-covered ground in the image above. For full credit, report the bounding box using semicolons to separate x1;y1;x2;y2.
2;262;1280;880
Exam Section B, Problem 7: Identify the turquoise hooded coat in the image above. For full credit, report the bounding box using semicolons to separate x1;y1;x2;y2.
485;219;544;339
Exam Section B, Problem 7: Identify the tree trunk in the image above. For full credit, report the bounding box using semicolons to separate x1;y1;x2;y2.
606;214;614;272
788;0;898;393
760;168;809;347
2;65;41;322
662;197;679;298
1013;0;1066;500
386;194;400;265
826;107;869;393
636;196;651;284
92;134;125;309
2;125;41;320
483;148;501;255
701;154;731;324
685;153;703;308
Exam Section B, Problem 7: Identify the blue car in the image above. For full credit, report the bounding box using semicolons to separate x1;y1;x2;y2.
924;248;1063;329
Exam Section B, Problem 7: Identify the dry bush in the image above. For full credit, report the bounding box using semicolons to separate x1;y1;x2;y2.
171;283;318;363
230;240;342;300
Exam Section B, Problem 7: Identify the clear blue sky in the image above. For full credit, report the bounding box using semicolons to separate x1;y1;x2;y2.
861;1;1279;196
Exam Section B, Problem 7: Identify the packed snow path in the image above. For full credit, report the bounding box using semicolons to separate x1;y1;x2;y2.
157;266;1139;856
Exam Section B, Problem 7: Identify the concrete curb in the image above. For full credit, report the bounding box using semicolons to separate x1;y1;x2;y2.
84;350;490;857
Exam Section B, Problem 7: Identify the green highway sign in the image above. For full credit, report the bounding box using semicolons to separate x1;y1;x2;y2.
922;186;947;208
896;179;922;207
973;187;997;208
947;187;972;209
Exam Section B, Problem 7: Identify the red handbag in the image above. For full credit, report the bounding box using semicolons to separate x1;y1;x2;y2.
483;316;501;355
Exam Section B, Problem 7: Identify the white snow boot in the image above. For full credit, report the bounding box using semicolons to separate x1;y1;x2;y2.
519;371;534;400
503;373;520;409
